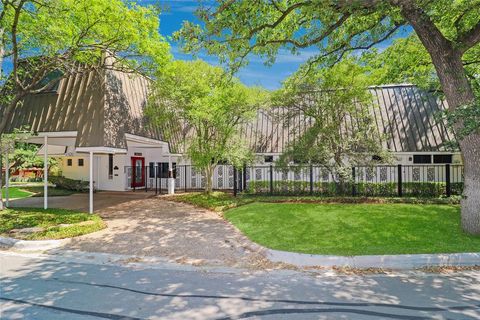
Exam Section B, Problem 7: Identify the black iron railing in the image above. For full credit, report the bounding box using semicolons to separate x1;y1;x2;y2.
124;164;464;198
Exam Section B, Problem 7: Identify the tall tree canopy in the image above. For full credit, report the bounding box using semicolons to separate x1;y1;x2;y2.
146;60;267;193
176;0;480;234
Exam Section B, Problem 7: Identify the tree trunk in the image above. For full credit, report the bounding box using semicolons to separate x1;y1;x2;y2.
204;164;214;194
0;156;4;210
425;53;480;234
404;17;480;233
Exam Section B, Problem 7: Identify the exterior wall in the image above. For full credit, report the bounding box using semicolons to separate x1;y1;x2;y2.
60;156;90;181
58;148;463;192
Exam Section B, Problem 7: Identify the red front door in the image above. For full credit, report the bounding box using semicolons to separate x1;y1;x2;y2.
131;157;145;188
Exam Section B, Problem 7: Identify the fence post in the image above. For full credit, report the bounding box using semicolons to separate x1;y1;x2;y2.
352;167;356;197
145;166;148;192
243;164;247;192
397;164;403;197
184;166;187;193
270;164;274;195
233;166;237;197
446;164;451;197
309;164;313;195
238;167;243;192
155;165;158;195
133;166;136;192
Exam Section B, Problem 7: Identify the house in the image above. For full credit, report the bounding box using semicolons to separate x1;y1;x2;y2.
4;66;461;211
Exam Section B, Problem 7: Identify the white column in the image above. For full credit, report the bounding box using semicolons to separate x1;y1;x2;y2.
5;148;9;207
89;151;93;214
44;135;48;210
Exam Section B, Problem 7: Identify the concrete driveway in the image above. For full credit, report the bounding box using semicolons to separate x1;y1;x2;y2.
9;193;268;268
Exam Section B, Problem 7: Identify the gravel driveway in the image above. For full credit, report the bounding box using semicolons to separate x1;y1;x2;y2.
63;197;268;268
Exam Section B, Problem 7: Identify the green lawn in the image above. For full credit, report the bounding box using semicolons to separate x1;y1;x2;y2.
0;207;105;240
1;187;33;199
2;186;76;199
225;203;480;256
166;192;253;212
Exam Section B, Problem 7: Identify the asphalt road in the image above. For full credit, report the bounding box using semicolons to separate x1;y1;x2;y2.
1;251;480;320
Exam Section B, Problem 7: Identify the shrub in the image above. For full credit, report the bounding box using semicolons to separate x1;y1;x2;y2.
245;180;464;198
48;176;88;192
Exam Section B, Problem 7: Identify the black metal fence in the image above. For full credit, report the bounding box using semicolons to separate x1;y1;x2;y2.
125;164;464;198
241;164;464;197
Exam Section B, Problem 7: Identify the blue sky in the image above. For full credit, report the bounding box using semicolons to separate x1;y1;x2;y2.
157;0;314;89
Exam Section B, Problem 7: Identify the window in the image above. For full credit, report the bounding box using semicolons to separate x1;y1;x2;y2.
372;155;383;162
67;159;72;166
78;159;84;167
108;154;114;179
35;70;62;93
264;155;274;163
149;162;155;178
413;155;432;164
158;162;176;178
433;154;452;164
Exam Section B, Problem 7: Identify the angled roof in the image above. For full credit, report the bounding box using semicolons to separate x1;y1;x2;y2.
5;68;162;149
7;69;457;154
241;85;457;153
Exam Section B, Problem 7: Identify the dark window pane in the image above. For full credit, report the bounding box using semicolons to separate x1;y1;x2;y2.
78;159;84;166
108;154;113;179
413;155;432;164
149;162;155;178
67;159;72;166
264;156;274;163
372;155;382;162
433;154;452;164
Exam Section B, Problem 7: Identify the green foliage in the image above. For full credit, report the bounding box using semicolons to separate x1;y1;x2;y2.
1;0;171;135
175;0;404;71
147;60;268;191
2;0;170;76
274;59;390;176
6;143;59;174
225;203;479;255
176;1;479;78
0;207;105;240
438;100;480;139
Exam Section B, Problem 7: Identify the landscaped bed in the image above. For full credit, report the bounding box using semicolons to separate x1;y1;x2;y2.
224;202;480;256
0;208;106;240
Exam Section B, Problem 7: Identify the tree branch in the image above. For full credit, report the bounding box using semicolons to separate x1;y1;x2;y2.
457;21;480;53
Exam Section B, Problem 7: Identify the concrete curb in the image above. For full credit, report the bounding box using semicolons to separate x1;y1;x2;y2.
266;249;480;269
0;236;67;251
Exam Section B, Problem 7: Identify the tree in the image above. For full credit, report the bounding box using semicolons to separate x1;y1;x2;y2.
0;0;171;135
274;59;389;184
0;128;29;209
146;60;267;193
176;0;480;234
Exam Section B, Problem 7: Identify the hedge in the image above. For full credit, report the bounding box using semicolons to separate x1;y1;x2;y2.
48;176;89;192
245;180;464;198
